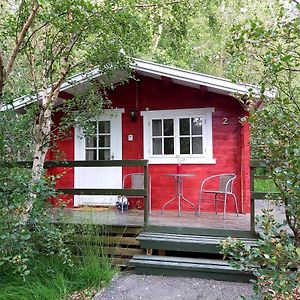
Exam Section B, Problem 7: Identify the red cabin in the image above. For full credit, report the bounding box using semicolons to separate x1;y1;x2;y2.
45;59;251;220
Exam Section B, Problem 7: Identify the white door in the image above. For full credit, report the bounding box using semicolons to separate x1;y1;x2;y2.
74;109;124;206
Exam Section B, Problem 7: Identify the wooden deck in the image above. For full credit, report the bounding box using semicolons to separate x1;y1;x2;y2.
51;207;250;231
52;207;256;278
150;211;250;231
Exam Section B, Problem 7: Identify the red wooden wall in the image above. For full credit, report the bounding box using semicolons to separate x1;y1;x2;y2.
48;74;251;213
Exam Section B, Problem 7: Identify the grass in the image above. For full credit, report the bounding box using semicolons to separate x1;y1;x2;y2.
0;222;118;300
0;255;116;300
254;179;278;193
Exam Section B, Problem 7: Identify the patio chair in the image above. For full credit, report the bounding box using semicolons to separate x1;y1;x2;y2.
120;173;151;215
198;174;238;220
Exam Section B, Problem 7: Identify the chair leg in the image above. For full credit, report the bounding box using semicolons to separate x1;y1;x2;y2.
121;197;124;215
214;193;218;214
198;191;203;216
233;193;239;217
223;193;227;220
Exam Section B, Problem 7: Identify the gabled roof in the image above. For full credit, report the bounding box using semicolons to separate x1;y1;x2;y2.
131;59;255;96
6;59;267;111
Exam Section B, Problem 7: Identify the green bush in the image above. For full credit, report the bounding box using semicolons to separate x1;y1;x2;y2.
221;211;300;299
0;167;73;277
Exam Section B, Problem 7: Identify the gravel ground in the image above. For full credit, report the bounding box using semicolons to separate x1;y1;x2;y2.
94;273;253;300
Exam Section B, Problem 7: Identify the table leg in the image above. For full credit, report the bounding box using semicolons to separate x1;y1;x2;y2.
161;196;176;214
161;175;196;216
180;177;197;214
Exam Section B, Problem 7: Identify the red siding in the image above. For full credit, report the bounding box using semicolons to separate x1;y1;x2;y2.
47;112;74;208
49;75;251;213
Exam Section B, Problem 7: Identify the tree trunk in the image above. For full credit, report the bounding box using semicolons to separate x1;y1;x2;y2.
0;50;5;109
21;97;52;224
152;8;164;52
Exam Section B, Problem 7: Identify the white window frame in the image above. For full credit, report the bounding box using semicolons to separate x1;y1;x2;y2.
84;120;111;161
141;108;216;164
74;108;124;161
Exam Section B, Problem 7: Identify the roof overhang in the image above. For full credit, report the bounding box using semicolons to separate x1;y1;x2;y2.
4;59;273;111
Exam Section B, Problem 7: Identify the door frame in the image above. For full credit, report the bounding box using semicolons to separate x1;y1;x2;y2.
74;108;124;206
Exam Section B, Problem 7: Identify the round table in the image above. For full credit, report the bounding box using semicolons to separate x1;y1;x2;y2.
161;173;197;217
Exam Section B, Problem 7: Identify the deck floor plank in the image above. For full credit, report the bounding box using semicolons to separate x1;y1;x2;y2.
51;208;250;231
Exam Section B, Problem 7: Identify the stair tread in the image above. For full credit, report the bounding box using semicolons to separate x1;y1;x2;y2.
132;255;230;265
138;232;257;245
130;255;250;274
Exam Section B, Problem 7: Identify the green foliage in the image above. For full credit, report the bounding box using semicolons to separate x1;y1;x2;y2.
0;109;35;161
0;167;73;277
221;211;300;299
227;0;300;245
221;2;300;298
254;178;277;193
0;0;192;102
0;254;115;300
143;0;279;77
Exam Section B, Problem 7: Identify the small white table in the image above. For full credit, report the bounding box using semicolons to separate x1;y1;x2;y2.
161;173;197;217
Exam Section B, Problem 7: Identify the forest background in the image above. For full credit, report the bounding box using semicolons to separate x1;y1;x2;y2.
0;1;299;299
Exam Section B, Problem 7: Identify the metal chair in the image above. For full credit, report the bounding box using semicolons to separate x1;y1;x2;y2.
120;173;151;215
198;174;238;219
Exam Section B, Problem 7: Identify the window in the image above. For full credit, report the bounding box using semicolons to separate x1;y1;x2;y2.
85;121;111;160
141;108;215;164
179;117;203;155
152;119;174;155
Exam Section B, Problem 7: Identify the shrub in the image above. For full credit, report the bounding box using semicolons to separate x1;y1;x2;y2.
221;211;300;299
0;167;73;277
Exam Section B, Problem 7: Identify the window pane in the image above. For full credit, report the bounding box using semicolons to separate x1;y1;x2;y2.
180;118;190;135
192;117;202;135
163;119;173;136
152;138;162;154
85;136;97;148
86;149;97;161
164;138;174;154
98;121;110;133
152;120;162;136
99;135;110;147
99;149;110;160
192;137;203;154
180;137;190;154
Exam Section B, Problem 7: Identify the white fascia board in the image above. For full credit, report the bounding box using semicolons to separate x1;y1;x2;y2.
131;59;261;96
3;67;101;111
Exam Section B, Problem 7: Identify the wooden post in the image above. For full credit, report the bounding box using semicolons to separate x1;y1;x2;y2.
144;163;149;229
250;165;255;236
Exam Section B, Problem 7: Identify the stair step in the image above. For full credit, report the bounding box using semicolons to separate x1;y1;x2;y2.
137;232;257;254
130;255;253;282
146;225;254;238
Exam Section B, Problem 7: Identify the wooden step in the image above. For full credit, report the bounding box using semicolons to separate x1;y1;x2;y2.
137;232;257;254
146;225;255;238
130;255;253;282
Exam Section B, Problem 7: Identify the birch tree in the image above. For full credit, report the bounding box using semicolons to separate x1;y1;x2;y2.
0;0;193;222
0;1;40;108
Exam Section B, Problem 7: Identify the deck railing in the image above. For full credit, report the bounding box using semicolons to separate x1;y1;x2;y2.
250;159;280;235
2;158;282;234
0;160;149;227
